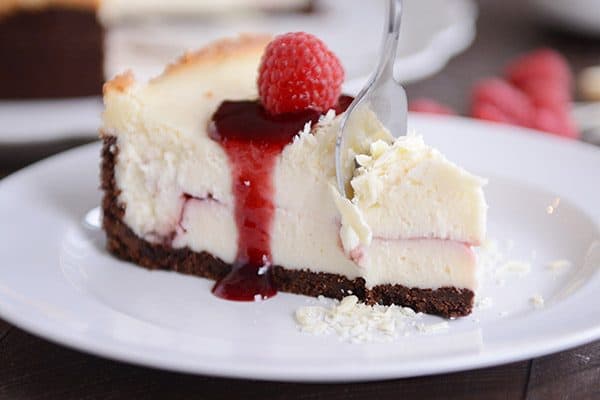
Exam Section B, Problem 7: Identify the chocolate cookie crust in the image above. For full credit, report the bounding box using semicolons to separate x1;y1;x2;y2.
101;137;474;318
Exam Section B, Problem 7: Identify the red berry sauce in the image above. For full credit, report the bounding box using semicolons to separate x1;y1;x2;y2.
209;97;352;301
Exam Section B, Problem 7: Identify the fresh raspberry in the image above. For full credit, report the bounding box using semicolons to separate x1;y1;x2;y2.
505;49;572;112
504;49;577;138
515;79;570;111
471;101;512;124
469;49;578;139
470;81;579;138
471;78;534;126
409;98;455;115
505;48;572;90
258;32;344;115
533;107;579;139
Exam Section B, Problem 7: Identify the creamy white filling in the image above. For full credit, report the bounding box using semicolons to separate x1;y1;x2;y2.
350;134;487;244
110;117;483;291
363;238;476;289
172;197;237;263
159;196;477;290
103;38;487;292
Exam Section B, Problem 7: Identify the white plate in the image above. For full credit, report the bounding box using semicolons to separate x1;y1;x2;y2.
0;115;598;382
0;0;476;144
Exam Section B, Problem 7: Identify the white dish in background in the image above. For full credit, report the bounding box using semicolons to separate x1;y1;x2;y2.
529;0;600;37
0;97;103;145
0;115;598;382
0;0;477;144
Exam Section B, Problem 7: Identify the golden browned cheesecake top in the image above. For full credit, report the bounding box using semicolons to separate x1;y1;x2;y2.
161;34;271;78
103;34;271;95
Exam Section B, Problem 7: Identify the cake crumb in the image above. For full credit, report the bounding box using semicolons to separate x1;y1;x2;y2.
294;295;448;343
547;259;572;271
300;120;312;136
479;238;534;283
574;353;591;363
497;260;531;277
416;321;449;333
475;296;494;310
319;109;337;124
546;197;561;214
530;294;545;308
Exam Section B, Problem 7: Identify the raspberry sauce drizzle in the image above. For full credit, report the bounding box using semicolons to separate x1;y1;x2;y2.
209;97;352;301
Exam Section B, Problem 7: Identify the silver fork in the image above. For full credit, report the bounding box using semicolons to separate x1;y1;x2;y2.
335;0;407;198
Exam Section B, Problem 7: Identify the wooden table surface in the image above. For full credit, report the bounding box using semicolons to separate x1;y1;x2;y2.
1;1;599;398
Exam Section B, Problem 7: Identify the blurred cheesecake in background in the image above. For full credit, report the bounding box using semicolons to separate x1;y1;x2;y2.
0;0;313;99
0;0;102;98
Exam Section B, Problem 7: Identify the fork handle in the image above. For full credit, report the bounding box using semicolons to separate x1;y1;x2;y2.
379;0;403;78
388;0;403;39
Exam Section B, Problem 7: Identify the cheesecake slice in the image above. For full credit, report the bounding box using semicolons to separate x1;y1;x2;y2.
100;34;487;317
